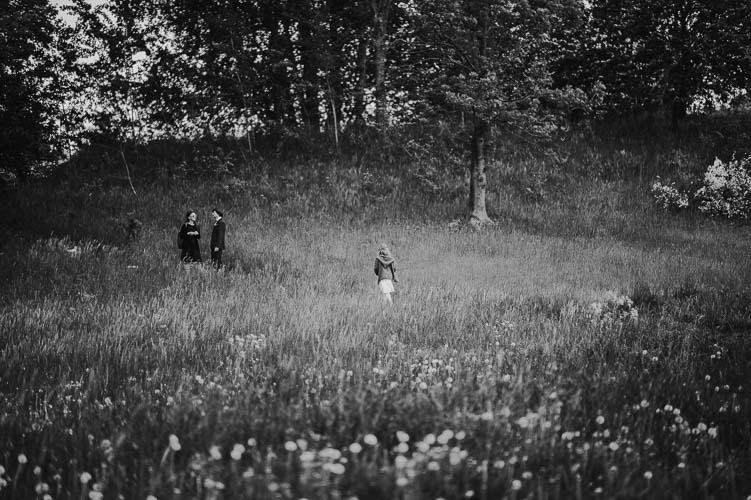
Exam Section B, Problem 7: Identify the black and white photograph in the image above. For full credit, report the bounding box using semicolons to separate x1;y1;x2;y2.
1;0;751;498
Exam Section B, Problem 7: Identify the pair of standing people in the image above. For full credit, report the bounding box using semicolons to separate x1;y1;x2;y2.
179;209;226;269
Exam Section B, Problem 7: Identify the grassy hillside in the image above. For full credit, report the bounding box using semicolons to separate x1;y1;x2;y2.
1;118;750;499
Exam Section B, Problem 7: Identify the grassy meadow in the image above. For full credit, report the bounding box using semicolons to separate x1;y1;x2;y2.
1;120;751;499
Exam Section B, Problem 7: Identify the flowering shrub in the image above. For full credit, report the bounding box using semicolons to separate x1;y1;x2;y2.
650;178;690;211
651;155;751;218
695;156;751;218
588;291;639;324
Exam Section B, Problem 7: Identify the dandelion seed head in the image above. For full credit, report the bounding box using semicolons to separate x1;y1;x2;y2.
231;444;245;460
168;434;181;451
328;463;346;475
364;434;378;446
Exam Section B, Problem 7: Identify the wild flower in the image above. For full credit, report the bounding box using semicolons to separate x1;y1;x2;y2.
169;435;181;451
231;444;245;460
588;292;639;324
651;178;690;211
363;434;378;446
437;430;454;445
319;448;342;461
695;155;751;218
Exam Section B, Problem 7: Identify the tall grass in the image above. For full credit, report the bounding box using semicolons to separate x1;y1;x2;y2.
1;120;751;499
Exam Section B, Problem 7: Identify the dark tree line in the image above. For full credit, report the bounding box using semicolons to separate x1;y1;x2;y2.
1;0;749;218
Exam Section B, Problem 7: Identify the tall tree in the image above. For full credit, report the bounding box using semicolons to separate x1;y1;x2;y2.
412;0;586;224
583;0;751;125
0;0;70;176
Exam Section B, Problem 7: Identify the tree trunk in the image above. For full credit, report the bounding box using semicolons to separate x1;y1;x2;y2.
296;0;320;128
372;0;390;127
325;0;344;132
353;36;369;126
469;120;492;225
268;18;293;126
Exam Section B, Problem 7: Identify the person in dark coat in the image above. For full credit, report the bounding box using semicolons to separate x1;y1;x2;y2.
210;208;226;270
179;210;202;263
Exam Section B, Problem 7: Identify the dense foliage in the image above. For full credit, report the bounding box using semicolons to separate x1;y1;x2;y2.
3;1;749;181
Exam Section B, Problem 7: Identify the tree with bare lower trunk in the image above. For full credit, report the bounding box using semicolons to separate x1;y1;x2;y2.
411;0;587;226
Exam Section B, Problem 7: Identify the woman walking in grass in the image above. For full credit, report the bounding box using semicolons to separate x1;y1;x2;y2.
179;210;202;263
374;244;398;304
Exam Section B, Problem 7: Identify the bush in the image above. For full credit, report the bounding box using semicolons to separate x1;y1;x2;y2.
695;155;751;218
651;154;751;218
650;178;689;211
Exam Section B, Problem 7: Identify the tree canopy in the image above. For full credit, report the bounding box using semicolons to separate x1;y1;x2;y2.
2;0;750;216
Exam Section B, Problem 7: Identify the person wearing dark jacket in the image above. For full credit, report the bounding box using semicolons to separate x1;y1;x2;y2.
210;208;226;270
374;243;398;304
179;211;202;263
